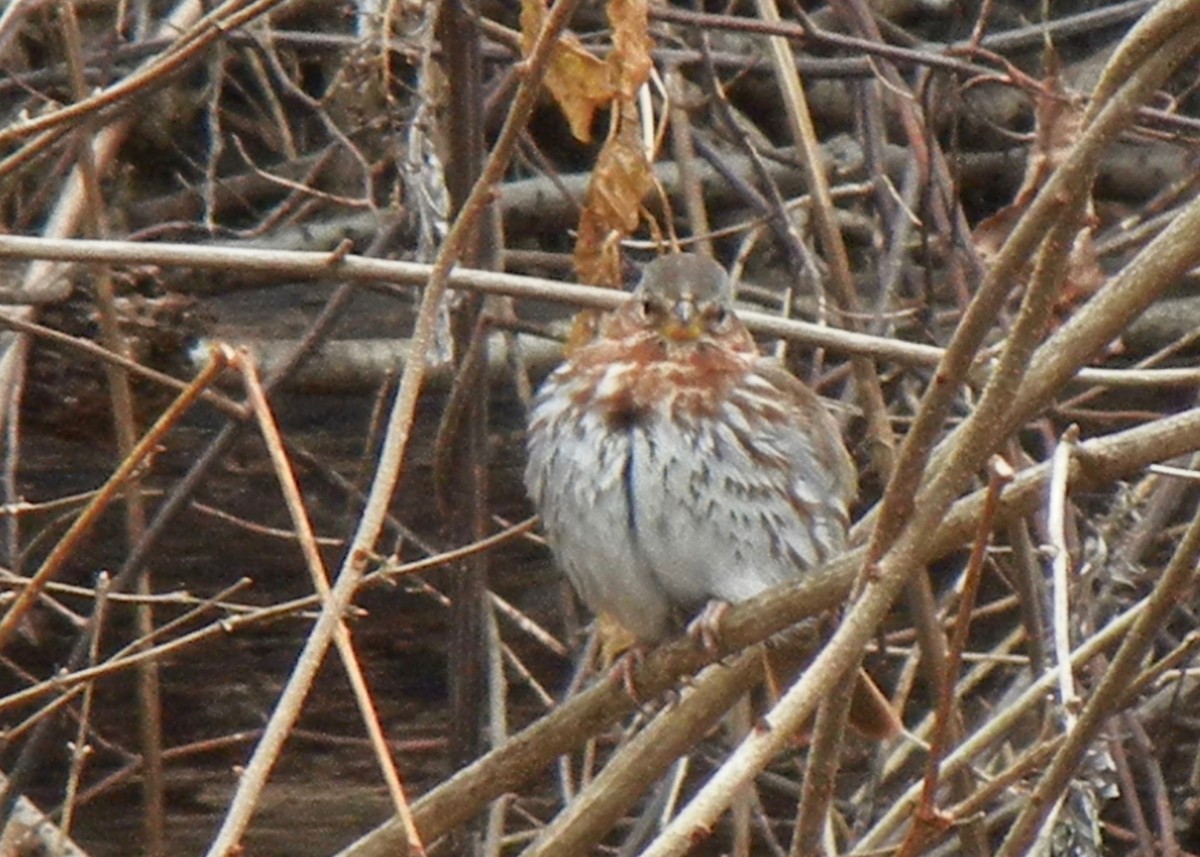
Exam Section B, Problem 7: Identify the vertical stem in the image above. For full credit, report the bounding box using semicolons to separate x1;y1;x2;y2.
58;2;166;848
202;1;582;851
435;0;499;804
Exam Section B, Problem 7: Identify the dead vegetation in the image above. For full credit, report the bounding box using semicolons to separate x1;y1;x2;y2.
1;0;1200;855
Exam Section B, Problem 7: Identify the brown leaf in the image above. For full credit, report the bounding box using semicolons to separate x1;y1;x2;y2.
607;0;653;99
1058;223;1106;310
972;55;1105;331
1021;52;1083;201
971;200;1021;262
520;0;614;142
973;53;1090;269
573;99;654;286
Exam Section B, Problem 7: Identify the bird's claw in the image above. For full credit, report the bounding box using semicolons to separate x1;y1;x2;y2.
609;645;649;703
687;599;731;658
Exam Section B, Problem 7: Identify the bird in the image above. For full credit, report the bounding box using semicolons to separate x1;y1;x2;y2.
524;252;857;646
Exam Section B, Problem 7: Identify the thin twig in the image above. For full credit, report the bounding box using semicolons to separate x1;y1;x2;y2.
994;487;1200;855
899;456;1012;857
519;648;765;857
1048;426;1081;729
233;351;425;853
200;2;587;853
6;234;1200;390
0;346;231;651
56;572;108;852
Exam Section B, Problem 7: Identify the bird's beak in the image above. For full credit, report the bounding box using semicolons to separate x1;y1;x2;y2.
660;298;703;341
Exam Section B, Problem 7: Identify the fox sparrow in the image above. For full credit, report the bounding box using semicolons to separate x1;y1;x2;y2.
525;253;857;645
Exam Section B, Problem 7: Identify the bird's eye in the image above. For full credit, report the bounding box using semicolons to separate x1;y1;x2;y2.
704;304;730;330
639;296;663;321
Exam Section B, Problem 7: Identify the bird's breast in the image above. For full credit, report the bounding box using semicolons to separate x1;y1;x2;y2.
569;344;754;428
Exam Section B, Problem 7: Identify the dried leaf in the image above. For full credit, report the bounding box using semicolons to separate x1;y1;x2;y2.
1058;222;1106;309
607;0;652;99
520;0;613;142
974;54;1087;257
972;52;1104;318
971;201;1021;261
517;0;656;284
1018;52;1084;207
573;99;654;286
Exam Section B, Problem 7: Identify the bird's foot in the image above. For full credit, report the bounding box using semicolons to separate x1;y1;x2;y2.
686;599;732;658
608;645;650;703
